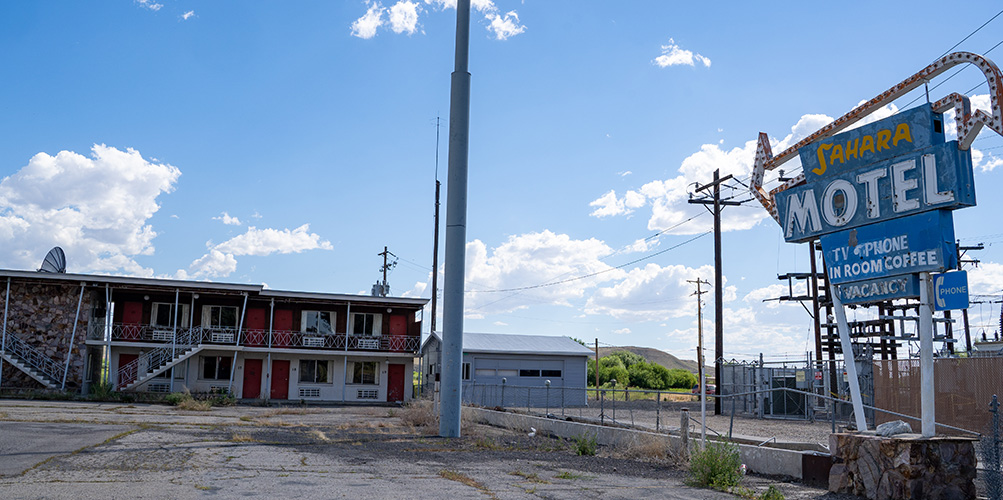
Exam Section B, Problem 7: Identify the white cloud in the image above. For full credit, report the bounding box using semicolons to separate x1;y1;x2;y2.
619;171;632;177
136;0;163;12
967;262;1003;296
351;2;385;39
0;145;179;275
653;38;710;68
357;0;526;40
589;112;842;235
463;231;623;317
585;263;736;322
612;327;631;335
389;1;420;34
183;224;334;279
181;10;195;21
212;212;241;226
486;11;525;40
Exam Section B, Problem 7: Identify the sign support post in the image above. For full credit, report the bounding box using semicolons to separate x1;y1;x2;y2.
919;272;936;437
829;283;868;432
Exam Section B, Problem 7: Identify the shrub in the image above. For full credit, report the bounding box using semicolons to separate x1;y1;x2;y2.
573;433;597;456
759;485;785;500
688;441;743;490
89;380;115;400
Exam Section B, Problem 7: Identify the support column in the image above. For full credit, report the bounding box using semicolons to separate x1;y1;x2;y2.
1;277;10;389
830;282;868;432
919;272;936;437
265;298;274;403
440;0;472;439
227;293;248;395
62;283;87;390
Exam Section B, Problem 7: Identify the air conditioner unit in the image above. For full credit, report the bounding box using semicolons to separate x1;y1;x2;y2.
299;387;321;398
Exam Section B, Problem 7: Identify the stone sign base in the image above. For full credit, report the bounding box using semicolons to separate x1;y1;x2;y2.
829;432;977;499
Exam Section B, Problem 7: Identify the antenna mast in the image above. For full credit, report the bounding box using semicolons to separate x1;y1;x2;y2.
431;116;442;333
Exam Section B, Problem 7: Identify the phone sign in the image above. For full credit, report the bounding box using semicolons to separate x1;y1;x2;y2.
933;270;969;311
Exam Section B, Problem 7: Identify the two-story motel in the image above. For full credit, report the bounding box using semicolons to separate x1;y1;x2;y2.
0;268;427;403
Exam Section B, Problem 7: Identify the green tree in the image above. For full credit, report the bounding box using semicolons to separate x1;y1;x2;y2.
608;350;645;369
587;357;630;387
666;368;698;389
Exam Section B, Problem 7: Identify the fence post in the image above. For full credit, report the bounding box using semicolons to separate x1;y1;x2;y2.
501;377;506;408
561;384;565;417
610;380;617;424
600;389;605;425
988;394;1002;500
545;380;551;417
680;408;690;459
527;386;532;411
656;390;661;432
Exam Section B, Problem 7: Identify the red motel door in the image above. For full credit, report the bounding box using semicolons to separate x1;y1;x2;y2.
122;301;143;340
273;310;293;347
242;358;262;399
387;363;405;402
270;360;290;399
245;308;267;346
389;315;407;352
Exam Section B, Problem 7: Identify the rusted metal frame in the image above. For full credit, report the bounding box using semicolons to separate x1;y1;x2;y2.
752;52;1003;222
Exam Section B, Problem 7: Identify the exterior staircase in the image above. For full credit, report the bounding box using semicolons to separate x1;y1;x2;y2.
0;333;62;389
117;327;204;391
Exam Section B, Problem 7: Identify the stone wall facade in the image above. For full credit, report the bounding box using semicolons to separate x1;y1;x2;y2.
829;432;977;499
0;280;92;390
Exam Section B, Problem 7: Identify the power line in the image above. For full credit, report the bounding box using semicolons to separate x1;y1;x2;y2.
468;231;712;293
936;7;1003;59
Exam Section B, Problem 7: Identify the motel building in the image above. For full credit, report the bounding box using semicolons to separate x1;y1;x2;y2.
0;268;427;403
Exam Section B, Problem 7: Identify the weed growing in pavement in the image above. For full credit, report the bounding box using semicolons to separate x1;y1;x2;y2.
400;400;437;429
510;470;549;484
687;441;742;491
615;434;677;462
230;433;255;443
554;471;587;480
573;433;598;456
759;485;785;500
439;470;494;497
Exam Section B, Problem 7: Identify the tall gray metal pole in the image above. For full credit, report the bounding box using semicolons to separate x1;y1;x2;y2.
439;0;471;438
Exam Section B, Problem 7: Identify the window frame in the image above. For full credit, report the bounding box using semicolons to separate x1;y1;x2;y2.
301;310;336;335
203;305;239;330
299;359;330;384
350;361;380;385
201;355;232;380
350;312;382;337
462;362;471;380
151;302;190;329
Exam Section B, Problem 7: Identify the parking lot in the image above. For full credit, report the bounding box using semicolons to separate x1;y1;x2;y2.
0;399;850;499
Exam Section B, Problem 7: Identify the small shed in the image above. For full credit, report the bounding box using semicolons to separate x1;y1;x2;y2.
420;332;593;407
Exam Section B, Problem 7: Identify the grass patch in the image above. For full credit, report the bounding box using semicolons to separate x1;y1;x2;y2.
510;470;549;484
308;429;330;442
165;390;235;411
572;433;597;456
399;400;437;429
439;470;494;498
554;471;586;480
230;433;256;443
616;434;677;462
688;441;743;491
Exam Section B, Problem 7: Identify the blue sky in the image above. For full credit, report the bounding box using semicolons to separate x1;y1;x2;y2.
2;1;1003;362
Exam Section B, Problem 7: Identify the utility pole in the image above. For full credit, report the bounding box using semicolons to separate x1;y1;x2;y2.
430;116;443;334
688;278;709;448
377;246;397;297
958;242;983;353
440;0;472;438
688;169;742;414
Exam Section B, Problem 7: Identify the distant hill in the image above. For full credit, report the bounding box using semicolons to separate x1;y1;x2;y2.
596;346;708;374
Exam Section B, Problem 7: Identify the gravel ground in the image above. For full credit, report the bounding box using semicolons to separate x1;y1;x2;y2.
512;400;840;449
0;399;862;500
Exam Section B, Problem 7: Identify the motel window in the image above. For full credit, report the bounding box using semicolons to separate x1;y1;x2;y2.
519;369;541;377
351;361;379;385
350;313;381;336
462;362;471;380
201;356;232;380
203;305;238;329
151;302;189;329
541;369;562;378
302;311;336;335
299;359;329;384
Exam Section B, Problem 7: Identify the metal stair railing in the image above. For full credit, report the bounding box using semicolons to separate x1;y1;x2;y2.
2;332;62;386
116;327;203;390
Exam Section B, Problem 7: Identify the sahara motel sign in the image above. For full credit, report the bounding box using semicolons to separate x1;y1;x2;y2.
774;104;975;305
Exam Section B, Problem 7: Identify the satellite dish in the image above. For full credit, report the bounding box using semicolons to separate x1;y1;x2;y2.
39;247;66;273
